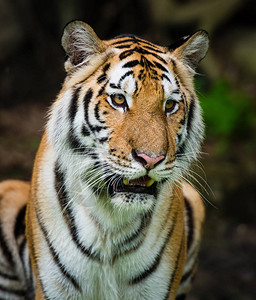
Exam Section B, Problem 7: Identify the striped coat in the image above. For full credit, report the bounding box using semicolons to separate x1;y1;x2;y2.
0;21;208;299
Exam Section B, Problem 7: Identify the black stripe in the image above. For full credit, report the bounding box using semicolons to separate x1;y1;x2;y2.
112;38;137;45
110;83;119;89
176;142;186;156
132;46;167;64
180;92;186;104
84;88;93;131
88;150;98;161
176;133;182;144
184;198;194;250
142;45;165;54
68;87;89;152
97;80;108;97
171;58;177;67
98;137;108;143
180;259;197;284
136;37;158;47
94;101;105;124
128;255;160;284
176;99;195;157
69;131;87;153
180;118;185;125
0;283;26;296
119;50;134;60
81;124;90;136
135;37;162;48
122;60;140;68
154;61;169;73
97;86;105;97
139;55;155;68
180;270;192;284
97;74;107;84
114;239;144;261
136;37;161;47
68;88;89;152
103;63;111;73
69;88;81;123
14;205;26;238
96;63;111;84
134;47;153;56
112;36;159;48
186;98;195;135
111;34;135;45
121;220;144;246
115;217;145;253
84;89;107;133
18;237;35;299
164;233;185;300
35;205;81;292
0;220;14;266
174;76;181;88
129;211;178;284
92;125;106;133
118;70;133;87
162;73;171;83
134;79;139;95
150;53;167;64
114;213;152;258
55;164;101;262
0;270;18;281
115;45;131;49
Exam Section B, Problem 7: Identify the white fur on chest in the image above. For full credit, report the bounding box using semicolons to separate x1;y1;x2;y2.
36;147;175;300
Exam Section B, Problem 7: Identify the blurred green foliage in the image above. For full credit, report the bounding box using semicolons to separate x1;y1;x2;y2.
197;79;255;139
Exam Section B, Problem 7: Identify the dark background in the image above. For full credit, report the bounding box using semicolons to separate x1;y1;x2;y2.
1;0;256;299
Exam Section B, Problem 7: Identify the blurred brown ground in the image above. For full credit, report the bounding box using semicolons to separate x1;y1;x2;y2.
0;1;256;299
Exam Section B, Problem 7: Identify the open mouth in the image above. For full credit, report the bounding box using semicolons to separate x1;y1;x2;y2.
109;175;157;196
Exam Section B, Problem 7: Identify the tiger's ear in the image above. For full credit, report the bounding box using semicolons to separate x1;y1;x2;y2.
170;30;209;71
61;21;105;72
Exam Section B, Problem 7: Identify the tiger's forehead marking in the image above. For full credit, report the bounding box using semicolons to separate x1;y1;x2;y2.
105;39;179;100
108;64;176;92
109;34;165;53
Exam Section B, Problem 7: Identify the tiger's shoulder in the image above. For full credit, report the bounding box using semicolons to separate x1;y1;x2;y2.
0;180;35;299
0;180;30;213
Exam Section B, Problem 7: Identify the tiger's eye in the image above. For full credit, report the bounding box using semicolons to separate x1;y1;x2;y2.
111;94;126;106
165;99;176;112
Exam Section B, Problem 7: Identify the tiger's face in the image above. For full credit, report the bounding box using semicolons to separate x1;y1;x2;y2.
95;49;185;206
49;21;208;212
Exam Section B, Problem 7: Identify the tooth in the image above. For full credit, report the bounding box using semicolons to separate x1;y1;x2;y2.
123;178;129;185
146;178;155;187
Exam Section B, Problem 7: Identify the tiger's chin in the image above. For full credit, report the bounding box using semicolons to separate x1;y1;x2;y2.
110;192;156;213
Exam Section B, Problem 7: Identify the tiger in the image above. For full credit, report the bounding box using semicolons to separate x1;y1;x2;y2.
0;20;208;299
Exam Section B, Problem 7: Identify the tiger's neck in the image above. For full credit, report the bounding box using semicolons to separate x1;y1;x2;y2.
55;160;168;260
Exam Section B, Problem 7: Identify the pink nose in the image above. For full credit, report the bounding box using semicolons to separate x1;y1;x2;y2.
132;150;165;169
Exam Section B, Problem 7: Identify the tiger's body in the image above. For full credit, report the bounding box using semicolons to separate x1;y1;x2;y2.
0;21;208;299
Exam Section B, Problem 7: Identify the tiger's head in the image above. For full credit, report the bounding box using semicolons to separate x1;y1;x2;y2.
47;21;209;212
